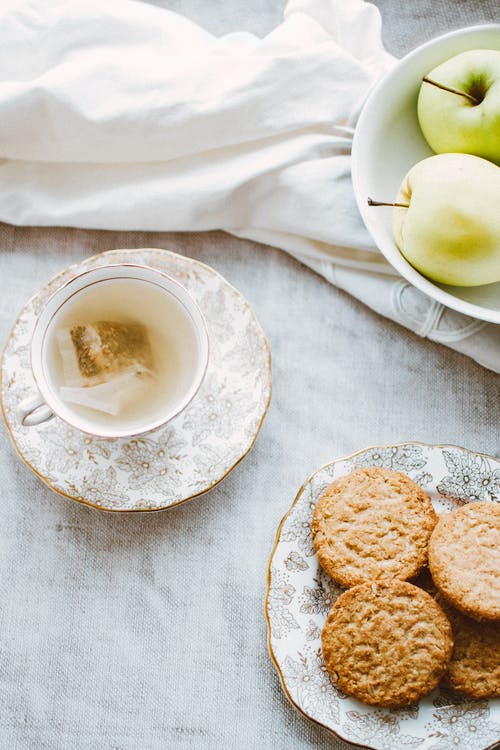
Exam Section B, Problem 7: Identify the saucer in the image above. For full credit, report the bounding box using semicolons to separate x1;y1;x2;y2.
266;442;500;750
1;248;271;511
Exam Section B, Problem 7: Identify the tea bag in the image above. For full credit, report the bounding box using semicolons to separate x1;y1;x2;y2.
56;320;155;415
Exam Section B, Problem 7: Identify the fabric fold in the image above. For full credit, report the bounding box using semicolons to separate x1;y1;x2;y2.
0;0;498;372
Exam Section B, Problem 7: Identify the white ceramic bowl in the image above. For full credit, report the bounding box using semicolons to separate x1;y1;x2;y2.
352;24;500;324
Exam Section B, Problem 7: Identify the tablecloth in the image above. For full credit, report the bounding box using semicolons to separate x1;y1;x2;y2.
0;2;499;749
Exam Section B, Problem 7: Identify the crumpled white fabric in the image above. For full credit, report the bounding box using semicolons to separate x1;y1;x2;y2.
0;0;498;372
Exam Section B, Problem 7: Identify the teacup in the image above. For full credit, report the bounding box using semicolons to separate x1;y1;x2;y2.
18;264;209;438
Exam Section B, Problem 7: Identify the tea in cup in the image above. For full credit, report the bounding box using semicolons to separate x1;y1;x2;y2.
18;264;209;438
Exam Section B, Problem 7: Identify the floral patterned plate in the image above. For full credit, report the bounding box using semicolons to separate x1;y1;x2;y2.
265;443;500;750
1;248;271;511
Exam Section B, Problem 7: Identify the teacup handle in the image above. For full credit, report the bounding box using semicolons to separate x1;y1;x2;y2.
18;393;54;427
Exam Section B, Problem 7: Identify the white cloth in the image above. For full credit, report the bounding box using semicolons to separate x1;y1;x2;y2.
0;0;499;372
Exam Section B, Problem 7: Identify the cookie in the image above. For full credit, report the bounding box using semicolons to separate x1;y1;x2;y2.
428;502;500;621
321;580;453;707
438;597;500;699
312;467;437;587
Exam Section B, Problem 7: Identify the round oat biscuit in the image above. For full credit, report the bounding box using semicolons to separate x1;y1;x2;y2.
312;467;437;588
428;502;500;621
437;597;500;699
321;581;453;707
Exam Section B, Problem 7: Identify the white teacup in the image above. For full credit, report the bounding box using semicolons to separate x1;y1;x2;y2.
18;264;209;438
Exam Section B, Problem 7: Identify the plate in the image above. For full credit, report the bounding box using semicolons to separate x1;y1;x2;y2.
1;248;271;511
265;442;500;750
352;24;500;324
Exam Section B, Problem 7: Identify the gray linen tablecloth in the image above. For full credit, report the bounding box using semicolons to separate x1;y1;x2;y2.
1;1;499;749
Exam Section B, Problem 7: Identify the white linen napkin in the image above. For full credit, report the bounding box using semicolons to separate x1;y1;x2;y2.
0;0;498;372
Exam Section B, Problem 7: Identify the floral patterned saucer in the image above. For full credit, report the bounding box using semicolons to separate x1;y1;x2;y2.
266;443;500;750
1;248;271;511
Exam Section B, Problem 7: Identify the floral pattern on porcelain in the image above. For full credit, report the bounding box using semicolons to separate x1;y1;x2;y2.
437;449;500;504
426;702;500;750
1;249;271;511
266;443;500;750
280;646;345;724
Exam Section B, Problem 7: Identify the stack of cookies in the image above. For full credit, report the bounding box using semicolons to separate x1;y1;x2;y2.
312;466;500;707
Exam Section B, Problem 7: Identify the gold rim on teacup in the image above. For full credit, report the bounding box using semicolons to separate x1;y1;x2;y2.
18;263;209;439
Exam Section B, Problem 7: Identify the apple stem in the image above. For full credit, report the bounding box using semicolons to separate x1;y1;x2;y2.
422;76;480;105
368;198;409;208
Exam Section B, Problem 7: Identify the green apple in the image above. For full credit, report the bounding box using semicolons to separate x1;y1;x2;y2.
417;49;500;165
391;153;500;286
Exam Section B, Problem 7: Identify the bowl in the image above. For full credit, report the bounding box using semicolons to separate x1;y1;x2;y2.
351;24;500;324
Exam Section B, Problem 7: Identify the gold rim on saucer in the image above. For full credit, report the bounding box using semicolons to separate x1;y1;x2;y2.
1;248;272;512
